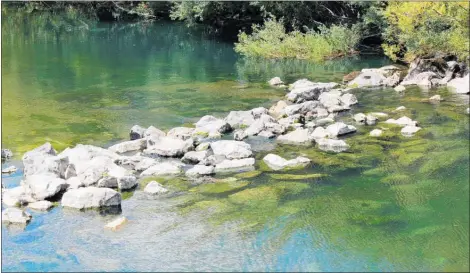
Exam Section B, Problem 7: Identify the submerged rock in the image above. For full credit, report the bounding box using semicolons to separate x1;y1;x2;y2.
385;116;418;127
395;106;406;111
61;187;121;209
263;154;310;171
369;129;383;137
214;158;255;173
144;181;169;195
429;95;443;102
104;216;128;231
2;166;17;174
401;126;422;137
2;208;32;224
268;77;284;86
210;140;253;159
317;138;350;153
28;200;53;211
394;85;406;92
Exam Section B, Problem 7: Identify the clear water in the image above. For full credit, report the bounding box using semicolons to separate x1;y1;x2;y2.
2;13;469;272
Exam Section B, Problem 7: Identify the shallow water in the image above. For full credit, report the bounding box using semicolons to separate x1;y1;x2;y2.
2;14;469;272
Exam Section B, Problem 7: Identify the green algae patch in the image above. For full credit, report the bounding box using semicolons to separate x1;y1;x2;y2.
120;190;135;200
235;170;262;179
271;181;311;195
268;173;327;181
380;173;413;185
189;180;250;195
419;149;469;174
228;186;280;206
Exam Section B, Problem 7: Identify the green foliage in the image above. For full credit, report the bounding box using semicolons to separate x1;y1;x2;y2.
381;2;470;61
235;19;361;62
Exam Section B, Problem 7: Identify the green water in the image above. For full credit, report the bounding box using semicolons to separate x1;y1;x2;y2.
2;12;469;272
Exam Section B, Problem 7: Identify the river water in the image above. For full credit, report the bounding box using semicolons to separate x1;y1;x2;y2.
2;15;469;272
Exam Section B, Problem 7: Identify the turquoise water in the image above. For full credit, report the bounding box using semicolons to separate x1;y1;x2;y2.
2;13;469;272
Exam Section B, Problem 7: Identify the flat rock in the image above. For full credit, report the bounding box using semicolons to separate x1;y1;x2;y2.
140;162;183;177
167;127;195;140
108;139;146;154
263;154;310;170
401;126;421;137
385;116;417;127
214;158;255;173
185;165;215;177
28;200;53;211
2;186;36;207
447;74;469;94
286;81;338;103
210;140;253;159
2;166;17;174
311;127;329;140
2;208;32;224
61;187;121;209
145;137;194;157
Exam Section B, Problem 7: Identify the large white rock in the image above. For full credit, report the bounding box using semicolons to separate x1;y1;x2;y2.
401;126;422;137
284;101;322;116
2;208;32;224
348;66;401;88
317;138;350;153
385;116;418;127
401;71;438;87
145;136;194;157
61;187;121;209
214;158;255;173
277;128;313;145
22;174;67;201
286;81;338;103
28;200;53;211
115;155;158;171
225;111;256;129
59;144;119;174
75;156;114;186
2;186;36;207
167;127;195;140
107;165;138;190
210;140;253;159
251;107;269;118
447;74;469;94
244;119;266;136
263;154;310;170
144;126;166;139
144;181;169;195
181;150;211;164
108;139;146;154
185;165;215;177
195;115;231;134
140;162;183;177
22;143;68;178
326;122;357;137
354;113;366;123
268;100;288;118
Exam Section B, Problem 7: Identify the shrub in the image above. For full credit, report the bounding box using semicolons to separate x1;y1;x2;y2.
381;2;470;62
234;19;360;62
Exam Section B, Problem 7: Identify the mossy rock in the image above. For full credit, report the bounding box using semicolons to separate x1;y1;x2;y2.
268;173;327;181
